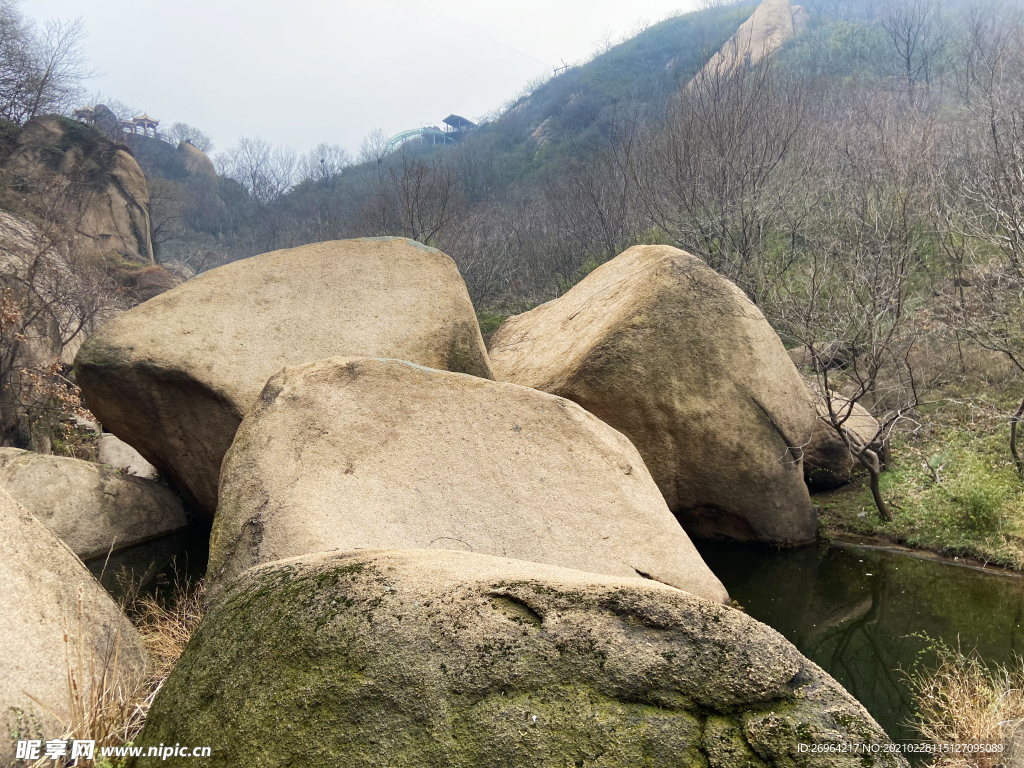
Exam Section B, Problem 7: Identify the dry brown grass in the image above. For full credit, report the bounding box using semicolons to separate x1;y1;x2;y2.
25;574;205;766
113;572;205;751
909;641;1024;768
24;586;146;766
130;576;205;684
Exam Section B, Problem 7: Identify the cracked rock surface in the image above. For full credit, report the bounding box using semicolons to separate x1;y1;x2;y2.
133;549;904;768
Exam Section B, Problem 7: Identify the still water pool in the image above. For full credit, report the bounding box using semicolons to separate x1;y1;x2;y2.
697;541;1024;743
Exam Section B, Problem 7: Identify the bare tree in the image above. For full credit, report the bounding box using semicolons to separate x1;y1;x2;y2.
0;2;92;123
629;58;808;305
299;143;352;184
938;14;1024;471
881;0;949;100
358;128;389;165
147;176;192;251
387;150;459;244
545;141;641;282
216;136;297;204
166;122;214;152
594;27;616;56
772;93;942;520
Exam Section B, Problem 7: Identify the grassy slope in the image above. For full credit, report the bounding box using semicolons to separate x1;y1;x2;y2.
818;414;1024;570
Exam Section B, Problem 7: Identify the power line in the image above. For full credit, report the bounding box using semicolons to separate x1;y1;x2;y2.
386;0;550;68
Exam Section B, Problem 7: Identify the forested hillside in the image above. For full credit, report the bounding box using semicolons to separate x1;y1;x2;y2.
133;0;997;313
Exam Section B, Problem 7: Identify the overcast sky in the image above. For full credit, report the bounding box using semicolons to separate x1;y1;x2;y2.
26;0;698;159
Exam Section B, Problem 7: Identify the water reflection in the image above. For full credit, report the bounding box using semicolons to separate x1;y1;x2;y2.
697;541;1024;743
85;519;210;600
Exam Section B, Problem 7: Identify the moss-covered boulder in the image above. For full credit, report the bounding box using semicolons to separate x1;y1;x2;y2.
489;245;817;545
1;487;147;764
132;549;904;768
75;237;493;518
207;356;727;604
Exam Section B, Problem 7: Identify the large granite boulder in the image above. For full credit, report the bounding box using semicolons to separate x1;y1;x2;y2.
132;549;905;768
0;448;186;560
489;245;817;544
1;487;147;764
90;104;123;139
176;140;217;179
207;357;727;603
75;237;493;518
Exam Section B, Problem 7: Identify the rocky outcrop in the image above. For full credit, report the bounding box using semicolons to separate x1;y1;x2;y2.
176;140;217;179
804;396;881;492
132;548;905;768
8;116;153;263
0;210;65;370
1;486;147;764
695;0;809;82
489;244;818;544
207;356;727;603
75;237;493;518
0;448;186;560
529;116;554;147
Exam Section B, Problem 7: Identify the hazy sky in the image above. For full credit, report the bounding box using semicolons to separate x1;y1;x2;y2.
27;0;698;159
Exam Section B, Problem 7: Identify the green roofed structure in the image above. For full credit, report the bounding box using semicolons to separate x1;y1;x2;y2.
385;114;477;155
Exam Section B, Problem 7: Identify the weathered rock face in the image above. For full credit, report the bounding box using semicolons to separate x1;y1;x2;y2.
0;487;147;764
804;398;880;492
208;356;727;604
176;140;217;179
0;448;186;560
0;210;61;370
75;237;493;518
9;116;153;263
695;0;809;82
133;549;904;768
489;245;817;544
